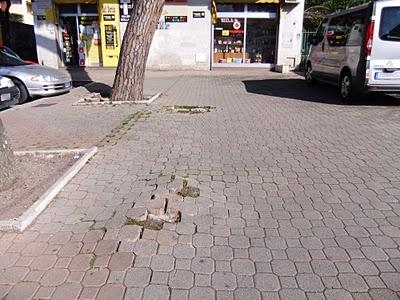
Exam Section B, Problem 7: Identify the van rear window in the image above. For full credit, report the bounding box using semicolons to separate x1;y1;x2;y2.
379;7;400;42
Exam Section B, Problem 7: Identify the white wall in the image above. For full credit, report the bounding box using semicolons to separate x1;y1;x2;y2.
120;0;212;70
32;0;60;68
276;1;305;68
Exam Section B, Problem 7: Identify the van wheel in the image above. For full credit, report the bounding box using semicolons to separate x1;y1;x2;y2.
339;71;354;101
12;79;29;104
305;64;315;85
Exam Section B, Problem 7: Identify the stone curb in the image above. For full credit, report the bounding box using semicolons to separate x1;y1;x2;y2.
134;92;162;105
0;147;98;232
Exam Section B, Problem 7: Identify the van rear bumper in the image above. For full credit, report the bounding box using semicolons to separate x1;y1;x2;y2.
365;85;400;93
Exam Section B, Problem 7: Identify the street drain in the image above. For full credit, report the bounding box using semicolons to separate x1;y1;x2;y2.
166;105;215;114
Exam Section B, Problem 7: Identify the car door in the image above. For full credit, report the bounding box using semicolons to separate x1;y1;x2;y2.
368;0;400;86
309;18;329;78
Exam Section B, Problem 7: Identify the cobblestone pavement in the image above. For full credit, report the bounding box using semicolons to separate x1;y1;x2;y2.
0;70;182;150
1;70;400;299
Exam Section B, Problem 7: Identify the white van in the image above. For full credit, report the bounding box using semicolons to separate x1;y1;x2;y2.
305;0;400;100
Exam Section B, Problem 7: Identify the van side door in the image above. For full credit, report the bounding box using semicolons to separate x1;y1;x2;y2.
368;1;400;87
309;18;329;78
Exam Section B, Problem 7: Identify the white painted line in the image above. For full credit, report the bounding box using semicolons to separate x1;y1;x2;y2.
0;147;98;232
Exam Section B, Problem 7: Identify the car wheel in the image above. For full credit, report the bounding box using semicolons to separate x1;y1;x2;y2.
12;79;29;104
305;63;315;85
339;72;354;101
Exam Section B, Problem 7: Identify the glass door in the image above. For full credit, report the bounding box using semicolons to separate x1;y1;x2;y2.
245;19;277;64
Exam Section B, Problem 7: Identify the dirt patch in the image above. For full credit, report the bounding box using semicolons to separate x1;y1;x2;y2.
0;154;76;220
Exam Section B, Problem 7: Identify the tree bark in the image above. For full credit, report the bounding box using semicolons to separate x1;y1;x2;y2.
0;118;16;191
110;0;165;101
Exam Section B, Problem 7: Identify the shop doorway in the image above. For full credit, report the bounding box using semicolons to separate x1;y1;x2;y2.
59;4;102;67
213;3;278;67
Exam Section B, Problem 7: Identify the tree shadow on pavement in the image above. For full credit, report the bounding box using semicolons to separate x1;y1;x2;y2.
84;82;112;98
243;79;400;106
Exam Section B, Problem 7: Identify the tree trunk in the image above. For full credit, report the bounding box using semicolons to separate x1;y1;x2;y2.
110;0;165;101
0;118;16;191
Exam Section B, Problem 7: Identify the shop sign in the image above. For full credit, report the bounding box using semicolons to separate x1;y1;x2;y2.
193;11;205;18
165;16;187;23
222;30;229;36
233;20;241;30
103;14;115;21
221;18;234;23
119;0;133;22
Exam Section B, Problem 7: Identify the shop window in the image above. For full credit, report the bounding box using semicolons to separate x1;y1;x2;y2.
216;4;244;12
59;4;78;14
247;4;277;13
214;18;245;64
81;4;98;14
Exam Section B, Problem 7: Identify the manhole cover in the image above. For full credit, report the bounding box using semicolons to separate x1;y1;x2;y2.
33;103;57;108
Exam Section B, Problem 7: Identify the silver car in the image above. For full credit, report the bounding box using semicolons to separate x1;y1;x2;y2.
306;0;400;101
0;51;72;104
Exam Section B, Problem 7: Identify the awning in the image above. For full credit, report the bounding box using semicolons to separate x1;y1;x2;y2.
216;0;279;3
54;0;96;4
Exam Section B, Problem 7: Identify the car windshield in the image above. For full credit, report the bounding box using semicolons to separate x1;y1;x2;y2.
379;7;400;41
0;50;28;66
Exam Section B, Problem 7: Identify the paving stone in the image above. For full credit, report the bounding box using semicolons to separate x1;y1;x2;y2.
34;286;55;299
96;284;125;300
296;274;324;292
5;282;39;300
124;287;143;300
231;258;255;275
168;270;194;289
211;272;237;291
69;254;94;271
324;289;353;300
150;255;175;272
278;289;307;300
51;283;82;300
82;269;109;287
142;285;170;300
254;273;280;291
191;257;215;274
338;273;369;292
40;268;69;286
108;252;134;271
189;287;215;300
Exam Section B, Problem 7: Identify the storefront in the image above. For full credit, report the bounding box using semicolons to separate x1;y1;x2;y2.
213;3;278;67
32;0;305;70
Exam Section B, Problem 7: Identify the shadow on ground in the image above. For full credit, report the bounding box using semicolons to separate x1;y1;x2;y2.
243;78;400;106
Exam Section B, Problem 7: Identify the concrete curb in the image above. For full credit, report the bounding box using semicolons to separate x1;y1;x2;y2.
73;92;162;106
0;147;98;232
134;92;162;105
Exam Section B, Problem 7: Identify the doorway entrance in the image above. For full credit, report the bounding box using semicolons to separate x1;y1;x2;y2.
59;4;102;67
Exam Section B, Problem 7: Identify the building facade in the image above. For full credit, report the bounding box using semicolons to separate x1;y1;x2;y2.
32;0;305;70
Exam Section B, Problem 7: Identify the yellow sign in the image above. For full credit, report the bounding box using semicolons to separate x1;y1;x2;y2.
98;0;120;67
222;30;230;36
